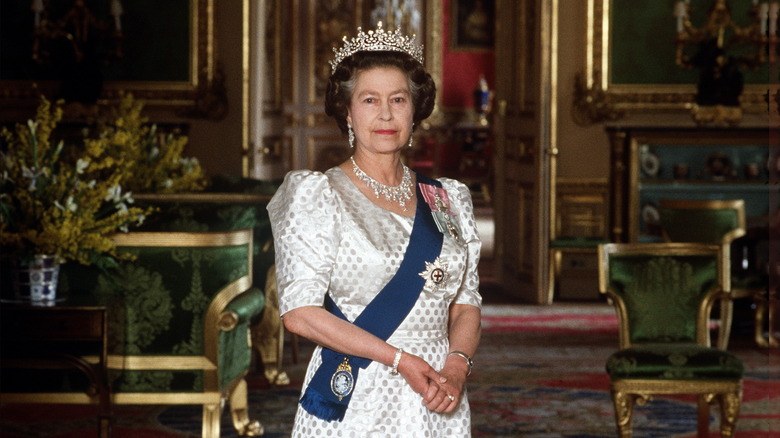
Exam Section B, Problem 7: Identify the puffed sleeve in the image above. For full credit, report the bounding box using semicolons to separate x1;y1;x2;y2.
441;178;483;308
267;170;341;316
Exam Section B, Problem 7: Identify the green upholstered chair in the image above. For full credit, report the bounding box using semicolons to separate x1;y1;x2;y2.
658;199;759;349
57;229;265;437
134;192;276;290
659;199;746;246
134;190;290;385
598;242;744;438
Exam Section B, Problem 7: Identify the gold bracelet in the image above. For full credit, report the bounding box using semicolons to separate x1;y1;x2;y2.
390;348;404;375
447;350;473;376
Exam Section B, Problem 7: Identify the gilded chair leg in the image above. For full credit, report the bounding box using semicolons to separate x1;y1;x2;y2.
696;395;710;437
717;299;733;350
202;403;221;438
253;265;291;384
768;290;780;347
611;390;635;438
771;300;780;348
269;324;290;385
717;391;741;438
547;248;559;304
755;295;769;348
291;332;300;364
229;378;265;436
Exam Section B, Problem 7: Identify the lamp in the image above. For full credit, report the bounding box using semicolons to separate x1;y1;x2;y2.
673;0;773;125
31;0;124;103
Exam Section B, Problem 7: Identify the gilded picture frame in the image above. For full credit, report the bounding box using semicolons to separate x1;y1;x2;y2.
0;0;223;119
450;0;495;51
575;0;768;124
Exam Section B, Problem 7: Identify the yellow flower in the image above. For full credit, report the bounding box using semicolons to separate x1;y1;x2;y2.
0;97;156;265
1;95;208;264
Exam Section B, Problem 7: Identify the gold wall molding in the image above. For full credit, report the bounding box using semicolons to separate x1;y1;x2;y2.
263;0;283;112
310;0;354;104
424;1;444;126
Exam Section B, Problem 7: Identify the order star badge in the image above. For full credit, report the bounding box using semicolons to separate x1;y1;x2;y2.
419;257;449;292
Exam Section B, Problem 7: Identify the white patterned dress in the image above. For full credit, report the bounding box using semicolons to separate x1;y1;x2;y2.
267;166;482;438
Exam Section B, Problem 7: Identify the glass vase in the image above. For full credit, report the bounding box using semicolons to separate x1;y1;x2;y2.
13;254;61;303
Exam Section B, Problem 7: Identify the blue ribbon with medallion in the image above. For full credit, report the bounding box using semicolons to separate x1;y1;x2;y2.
298;174;444;422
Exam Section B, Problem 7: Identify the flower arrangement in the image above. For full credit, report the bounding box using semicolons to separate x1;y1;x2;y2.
0;95;206;266
90;94;207;194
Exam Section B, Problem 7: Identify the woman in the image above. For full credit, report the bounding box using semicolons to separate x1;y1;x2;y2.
267;22;482;437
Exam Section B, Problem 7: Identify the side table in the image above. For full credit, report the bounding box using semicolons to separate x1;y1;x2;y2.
548;238;609;302
0;301;111;437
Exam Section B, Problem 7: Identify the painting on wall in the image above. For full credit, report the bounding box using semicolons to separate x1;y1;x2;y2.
610;0;768;86
451;0;494;51
574;0;769;123
0;0;222;119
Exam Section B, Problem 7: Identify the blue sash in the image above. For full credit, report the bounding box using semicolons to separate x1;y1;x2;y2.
299;174;444;421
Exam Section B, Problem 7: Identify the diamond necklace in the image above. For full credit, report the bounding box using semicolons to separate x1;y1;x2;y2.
351;156;414;211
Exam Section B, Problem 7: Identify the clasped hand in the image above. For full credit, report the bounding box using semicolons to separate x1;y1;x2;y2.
396;352;466;414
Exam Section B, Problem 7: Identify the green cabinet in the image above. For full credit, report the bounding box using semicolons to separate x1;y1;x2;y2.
607;127;774;243
606;127;776;286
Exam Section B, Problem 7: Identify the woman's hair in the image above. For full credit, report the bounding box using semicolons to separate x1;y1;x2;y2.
324;51;436;134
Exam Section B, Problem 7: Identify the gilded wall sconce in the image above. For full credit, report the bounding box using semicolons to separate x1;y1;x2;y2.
674;0;772;125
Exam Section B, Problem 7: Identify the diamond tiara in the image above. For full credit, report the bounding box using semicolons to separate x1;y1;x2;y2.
329;21;424;73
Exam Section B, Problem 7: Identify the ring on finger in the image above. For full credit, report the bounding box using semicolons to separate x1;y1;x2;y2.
447;394;455;402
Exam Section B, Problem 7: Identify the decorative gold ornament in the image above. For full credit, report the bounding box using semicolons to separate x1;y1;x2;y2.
572;72;625;126
691;104;743;127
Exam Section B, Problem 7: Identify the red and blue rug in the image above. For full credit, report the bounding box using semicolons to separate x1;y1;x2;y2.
1;303;778;437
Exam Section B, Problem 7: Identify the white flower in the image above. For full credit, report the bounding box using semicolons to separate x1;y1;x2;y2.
22;166;35;179
87;180;97;188
149;146;160;160
27;120;38;131
54;197;76;212
105;185;122;202
181;157;200;172
76;159;89;174
163;179;173;189
65;196;77;212
22;166;43;191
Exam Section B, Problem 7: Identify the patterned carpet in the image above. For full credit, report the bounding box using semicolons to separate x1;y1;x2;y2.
474;304;780;437
1;303;778;437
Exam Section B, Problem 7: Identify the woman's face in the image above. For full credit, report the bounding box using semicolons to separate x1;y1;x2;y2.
346;66;413;155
